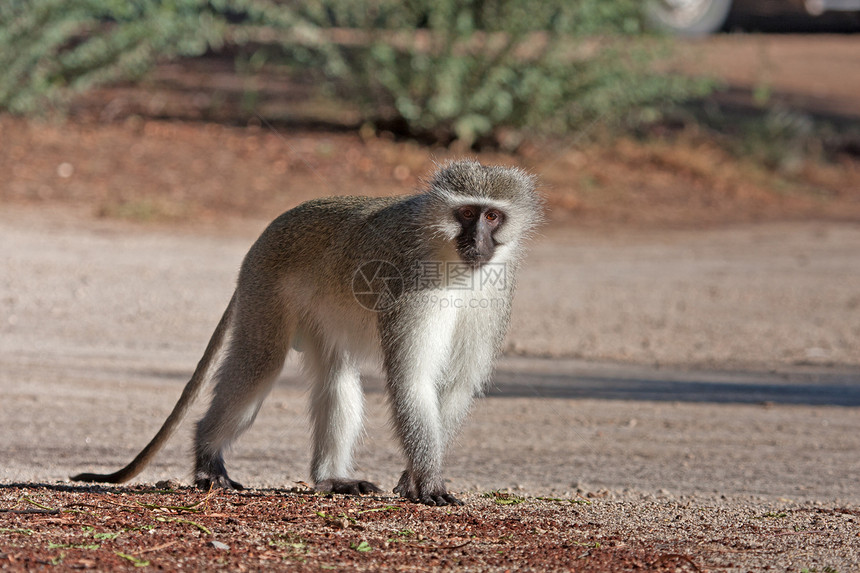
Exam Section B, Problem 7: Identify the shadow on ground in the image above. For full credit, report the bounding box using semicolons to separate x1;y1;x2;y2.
491;364;860;406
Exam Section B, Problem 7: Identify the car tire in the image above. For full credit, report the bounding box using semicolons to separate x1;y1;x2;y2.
646;0;734;36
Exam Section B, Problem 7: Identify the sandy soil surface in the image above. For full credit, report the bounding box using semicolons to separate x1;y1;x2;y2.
1;205;858;495
1;207;859;571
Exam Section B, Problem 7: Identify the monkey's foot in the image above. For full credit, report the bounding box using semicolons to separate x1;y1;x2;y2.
194;456;244;490
394;471;464;506
194;473;244;491
315;478;382;496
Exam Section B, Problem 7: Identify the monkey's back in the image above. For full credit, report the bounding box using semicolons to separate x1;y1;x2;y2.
233;196;427;351
255;194;425;270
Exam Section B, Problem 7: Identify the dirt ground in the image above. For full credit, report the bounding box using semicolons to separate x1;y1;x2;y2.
2;34;860;571
3;207;860;571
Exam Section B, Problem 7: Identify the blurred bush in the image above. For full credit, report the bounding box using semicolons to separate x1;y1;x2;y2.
0;0;710;146
0;0;230;114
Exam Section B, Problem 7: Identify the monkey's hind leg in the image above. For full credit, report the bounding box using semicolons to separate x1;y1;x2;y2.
194;334;288;490
305;343;381;496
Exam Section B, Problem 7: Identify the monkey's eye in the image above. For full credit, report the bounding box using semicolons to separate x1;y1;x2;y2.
485;210;504;226
458;207;477;220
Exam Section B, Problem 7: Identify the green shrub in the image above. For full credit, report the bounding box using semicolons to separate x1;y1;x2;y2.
283;0;710;146
0;0;230;114
0;0;710;146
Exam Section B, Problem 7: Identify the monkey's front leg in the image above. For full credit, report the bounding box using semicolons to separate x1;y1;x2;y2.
395;379;478;506
388;378;464;506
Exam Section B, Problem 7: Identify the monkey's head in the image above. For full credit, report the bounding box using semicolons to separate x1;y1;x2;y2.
426;160;542;266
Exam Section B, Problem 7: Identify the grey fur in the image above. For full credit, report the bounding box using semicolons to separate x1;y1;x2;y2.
72;160;542;505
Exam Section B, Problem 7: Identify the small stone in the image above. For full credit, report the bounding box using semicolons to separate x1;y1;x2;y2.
57;162;74;178
155;479;182;490
393;164;411;181
209;540;230;551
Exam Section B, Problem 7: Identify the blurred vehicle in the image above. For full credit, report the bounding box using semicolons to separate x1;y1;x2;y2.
648;0;860;35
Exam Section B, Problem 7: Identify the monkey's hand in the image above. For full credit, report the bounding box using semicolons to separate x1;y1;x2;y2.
394;470;464;506
315;478;382;496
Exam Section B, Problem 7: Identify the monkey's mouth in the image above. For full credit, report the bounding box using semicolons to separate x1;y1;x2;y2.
459;251;493;267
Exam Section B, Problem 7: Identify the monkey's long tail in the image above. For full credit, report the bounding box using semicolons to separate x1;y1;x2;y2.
71;294;236;484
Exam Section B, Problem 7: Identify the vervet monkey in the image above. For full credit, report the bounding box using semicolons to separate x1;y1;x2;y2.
73;160;542;505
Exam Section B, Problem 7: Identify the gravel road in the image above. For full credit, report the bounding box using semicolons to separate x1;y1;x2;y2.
2;207;859;570
2;206;858;503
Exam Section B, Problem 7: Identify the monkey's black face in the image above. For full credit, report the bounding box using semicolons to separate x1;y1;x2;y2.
453;205;505;266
